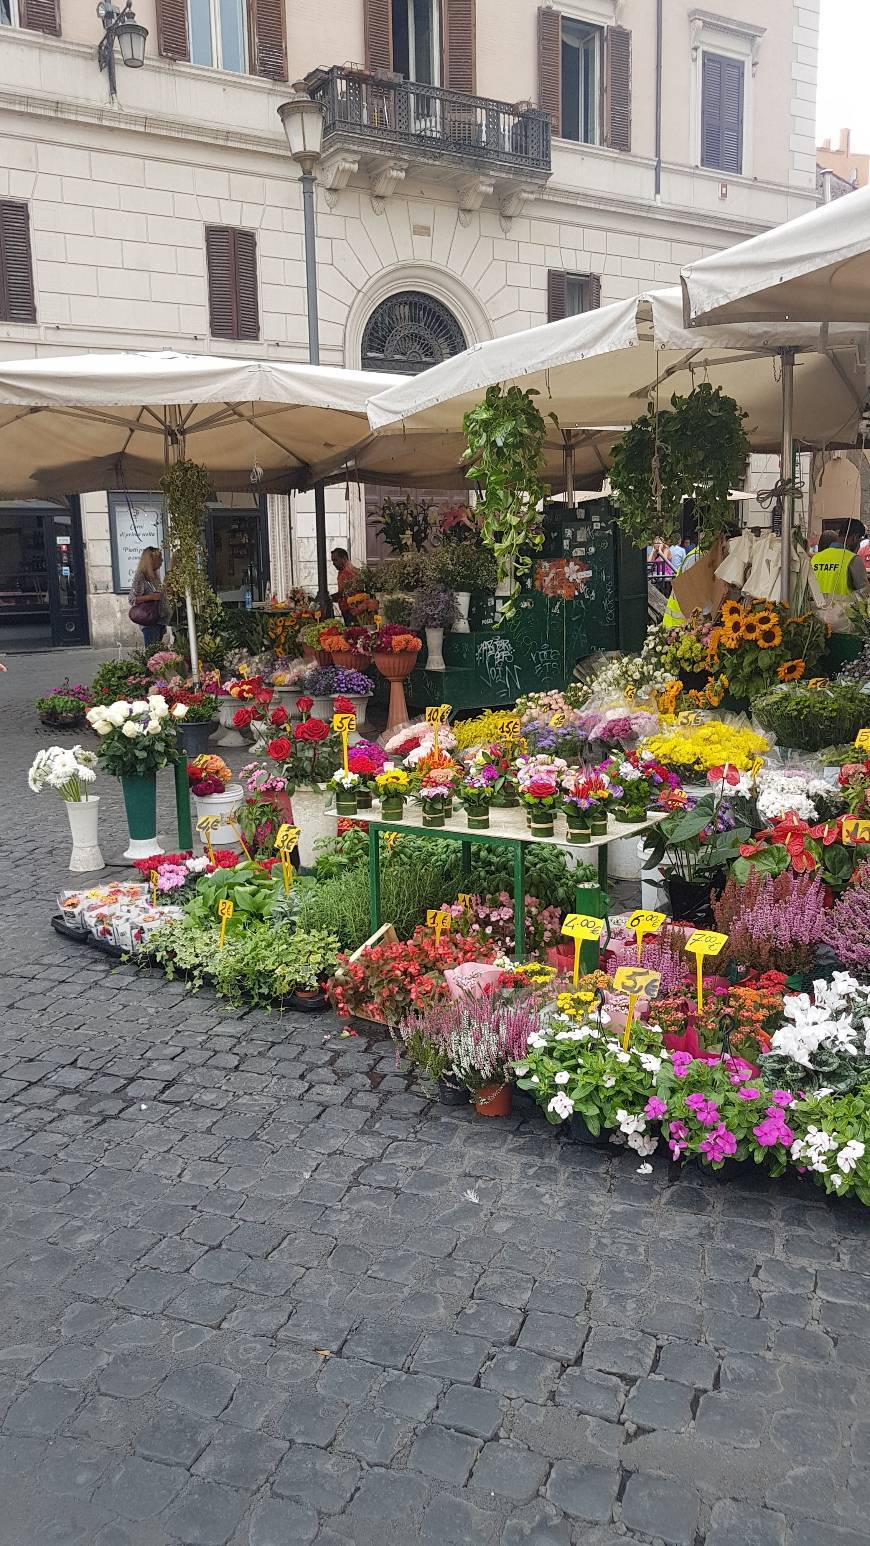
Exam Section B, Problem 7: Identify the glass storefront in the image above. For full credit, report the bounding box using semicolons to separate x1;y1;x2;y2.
0;502;89;649
108;492;269;608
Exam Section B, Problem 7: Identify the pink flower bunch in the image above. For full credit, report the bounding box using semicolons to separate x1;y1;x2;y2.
753;1106;795;1148
685;1092;721;1127
667;1119;689;1158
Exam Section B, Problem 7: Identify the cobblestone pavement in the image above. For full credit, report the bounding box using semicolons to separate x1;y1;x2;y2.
0;649;868;1546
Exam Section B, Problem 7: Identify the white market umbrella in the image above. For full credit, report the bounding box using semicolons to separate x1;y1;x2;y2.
680;186;870;327
365;288;868;600
0;350;401;674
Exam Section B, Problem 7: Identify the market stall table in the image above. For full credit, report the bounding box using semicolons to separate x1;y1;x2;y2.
353;806;663;964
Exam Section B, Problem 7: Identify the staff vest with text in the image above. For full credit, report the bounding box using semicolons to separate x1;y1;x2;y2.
662;547;700;629
811;547;853;597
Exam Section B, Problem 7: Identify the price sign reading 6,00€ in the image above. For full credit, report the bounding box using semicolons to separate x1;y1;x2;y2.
626;908;665;962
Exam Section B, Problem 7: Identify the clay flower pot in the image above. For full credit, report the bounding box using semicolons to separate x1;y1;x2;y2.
474;1082;512;1118
329;647;369;672
373;649;419;730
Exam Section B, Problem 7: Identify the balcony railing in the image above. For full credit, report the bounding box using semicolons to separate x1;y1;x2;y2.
307;66;551;176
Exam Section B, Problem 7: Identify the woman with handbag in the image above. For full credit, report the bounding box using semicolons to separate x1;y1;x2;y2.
128;547;166;647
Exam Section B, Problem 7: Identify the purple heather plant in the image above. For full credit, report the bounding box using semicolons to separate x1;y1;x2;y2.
714;870;827;976
821;863;870;973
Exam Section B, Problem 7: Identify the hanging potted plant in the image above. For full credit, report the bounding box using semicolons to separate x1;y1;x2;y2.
28;744;104;872
410;585;459;672
370;625;423;730
462;385;549;619
86;696;185;860
188;755;243;847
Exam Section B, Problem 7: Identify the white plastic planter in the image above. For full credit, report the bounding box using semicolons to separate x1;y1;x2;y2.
425;627;446;670
66;795;104;872
213;699;246;747
452;592;471;633
192;783;244;848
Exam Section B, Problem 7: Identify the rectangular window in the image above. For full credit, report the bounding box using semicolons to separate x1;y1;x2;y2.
701;50;744;174
391;0;440;84
0;200;36;324
561;18;601;144
548;269;601;322
0;0;19;26
205;225;259;342
188;0;246;71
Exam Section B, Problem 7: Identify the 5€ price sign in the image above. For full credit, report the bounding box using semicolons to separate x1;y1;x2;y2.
426;908;452;946
613;965;662;1050
561;913;605;985
842;815;870;846
684;929;728;1010
626;908;665;963
854;728;870;750
332;712;356;772
217;897;234;948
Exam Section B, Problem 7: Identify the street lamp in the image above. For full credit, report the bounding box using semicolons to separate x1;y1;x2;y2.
278;84;333;616
97;1;148;99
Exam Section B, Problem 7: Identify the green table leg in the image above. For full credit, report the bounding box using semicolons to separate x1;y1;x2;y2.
597;843;608;891
461;841;472;882
173;758;193;850
368;824;381;937
513;841;526;962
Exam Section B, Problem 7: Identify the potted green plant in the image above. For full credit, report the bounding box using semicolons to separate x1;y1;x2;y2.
458;771;495;830
462;385;549;618
643;788;750;926
86;695;185;860
410;586;459;672
755;683;870;752
170;692;218;757
432;544;499;633
330;769;360;817
374;495;434;553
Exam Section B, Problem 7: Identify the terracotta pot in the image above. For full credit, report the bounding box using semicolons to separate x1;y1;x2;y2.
373;649;419;730
302;645;316;662
329;647;369;672
313;649;331;668
474;1082;512;1118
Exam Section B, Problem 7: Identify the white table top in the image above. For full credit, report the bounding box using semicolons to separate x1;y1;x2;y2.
351;803;663;853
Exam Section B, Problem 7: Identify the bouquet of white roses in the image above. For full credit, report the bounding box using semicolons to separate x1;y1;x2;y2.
86;696;186;778
28;745;98;803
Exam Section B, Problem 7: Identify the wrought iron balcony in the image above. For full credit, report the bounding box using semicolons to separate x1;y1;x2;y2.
306;65;551;181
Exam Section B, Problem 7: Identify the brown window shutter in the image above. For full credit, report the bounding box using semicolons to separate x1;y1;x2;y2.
155;0;189;61
444;0;476;94
206;226;259;343
249;0;287;81
233;229;260;342
0;201;36;325
586;273;601;309
17;0;61;36
606;25;631;152
364;0;393;73
538;7;561;135
547;270;567;323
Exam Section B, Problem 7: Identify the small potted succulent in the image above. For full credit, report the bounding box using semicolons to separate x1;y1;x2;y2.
330;768;360;817
376;766;410;821
410;585;460;673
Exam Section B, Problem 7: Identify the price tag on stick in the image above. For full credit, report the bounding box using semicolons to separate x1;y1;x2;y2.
842;816;870;846
217;897;234;949
561;913;605;985
613;966;662;1050
426;908;452;947
458;893;476;909
684;929;728;1010
149;869;158;907
425;704;451;756
854;728;870;750
626;908;665;964
332;712;356;772
196;814;220;863
499;716;521;741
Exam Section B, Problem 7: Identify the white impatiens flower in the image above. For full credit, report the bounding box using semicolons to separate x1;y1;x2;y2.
121;721;141;739
637;1053;663;1074
104;700;132;726
171;703;189;719
547;1093;574;1121
554;1071;570;1086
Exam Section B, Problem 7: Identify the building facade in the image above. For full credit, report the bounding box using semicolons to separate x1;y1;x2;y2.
0;0;820;645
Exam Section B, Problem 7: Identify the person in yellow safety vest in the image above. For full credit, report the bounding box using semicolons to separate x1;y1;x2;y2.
661;545;700;628
812;525;870;597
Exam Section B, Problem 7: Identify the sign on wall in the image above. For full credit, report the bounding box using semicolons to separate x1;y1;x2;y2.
108;495;164;594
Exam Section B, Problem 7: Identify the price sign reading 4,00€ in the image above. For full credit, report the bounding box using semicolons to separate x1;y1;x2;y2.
561;913;605;986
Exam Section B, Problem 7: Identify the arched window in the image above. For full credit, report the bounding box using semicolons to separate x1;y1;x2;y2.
361;291;466;375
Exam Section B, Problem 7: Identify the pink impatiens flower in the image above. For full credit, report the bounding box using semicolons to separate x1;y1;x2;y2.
644;1096;667;1120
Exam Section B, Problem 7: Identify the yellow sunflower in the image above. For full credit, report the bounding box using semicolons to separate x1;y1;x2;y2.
777;658;805;682
721;630;741;650
754;609;778;630
758;625;783;649
720;600;743;624
740;616;761;641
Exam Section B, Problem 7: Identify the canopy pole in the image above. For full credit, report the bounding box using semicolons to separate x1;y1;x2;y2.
779;348;795;606
563;431;575;507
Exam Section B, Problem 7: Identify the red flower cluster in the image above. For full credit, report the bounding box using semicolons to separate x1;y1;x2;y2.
347;749;380;777
267;736;292;761
270;705;288;726
232;706;258;729
296;695;314;714
330;926;495;1025
295;718;330;743
333;695;355;715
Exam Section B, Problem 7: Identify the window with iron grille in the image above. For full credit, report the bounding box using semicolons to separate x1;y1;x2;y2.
361;291;466;374
0;201;36;324
205;226;259;342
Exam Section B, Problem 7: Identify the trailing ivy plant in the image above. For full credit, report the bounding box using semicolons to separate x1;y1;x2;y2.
610;383;750;551
160;458;220;626
462;385;550;616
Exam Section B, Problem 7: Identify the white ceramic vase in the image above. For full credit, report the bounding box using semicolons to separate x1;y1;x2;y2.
309;695;334;723
66;795;104;873
193;783;244;848
425;627;446;671
452;592;471;633
291;787;337;870
213;699;247;747
607;830;642;881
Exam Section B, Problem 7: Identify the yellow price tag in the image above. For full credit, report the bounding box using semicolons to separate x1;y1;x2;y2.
275;824;300;854
807;677;828;690
196;813;220;861
684;929;728;1010
384;831;402;850
149;869;158;906
425;704;451;725
458;893;475;909
613;966;662;1050
854;728;870;750
842;816;870;845
626;908;665;963
332;712;357;735
499;716;521;740
561;913;605;986
677;710;705;726
280;853;294;896
426;908;452;946
217;897;234;949
549;711;566;728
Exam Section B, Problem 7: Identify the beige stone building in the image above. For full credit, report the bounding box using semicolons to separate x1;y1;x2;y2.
0;0;820;646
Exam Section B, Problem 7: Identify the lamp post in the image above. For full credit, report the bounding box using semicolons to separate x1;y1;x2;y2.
96;1;148;99
278;85;333;617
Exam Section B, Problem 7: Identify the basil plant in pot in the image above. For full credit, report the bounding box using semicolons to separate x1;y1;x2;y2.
86;695;185;860
410;585;459;672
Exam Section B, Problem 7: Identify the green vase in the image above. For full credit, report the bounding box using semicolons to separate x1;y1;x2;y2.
566;815;591;844
423;808;445;827
357;787;373;809
336;793;358;816
120;772;162;861
381;797;404;822
530;813;555;836
590;813;609;835
466;809;490;830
